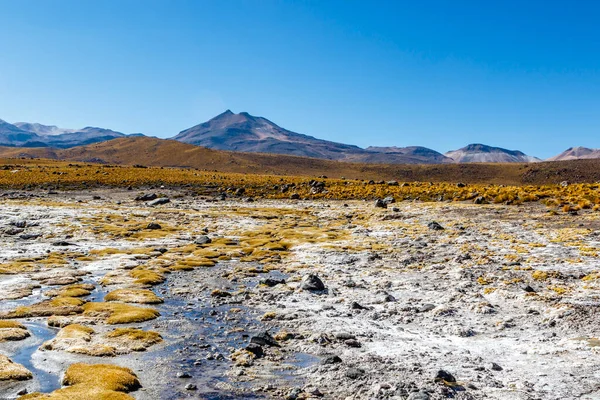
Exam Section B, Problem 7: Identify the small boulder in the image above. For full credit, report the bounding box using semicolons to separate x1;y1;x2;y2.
320;355;342;365
301;274;325;292
194;235;212;245
345;368;365;379
148;198;170;206
375;199;387;208
434;369;456;383
135;193;157;201
427;221;444;231
250;332;280;347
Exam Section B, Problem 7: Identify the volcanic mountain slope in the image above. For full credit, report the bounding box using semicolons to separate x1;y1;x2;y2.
173;110;451;164
548;147;600;161
445;143;540;163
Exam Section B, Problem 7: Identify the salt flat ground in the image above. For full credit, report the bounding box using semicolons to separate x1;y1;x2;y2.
0;190;599;400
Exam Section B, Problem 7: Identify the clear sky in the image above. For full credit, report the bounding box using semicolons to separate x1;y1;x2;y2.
1;0;599;158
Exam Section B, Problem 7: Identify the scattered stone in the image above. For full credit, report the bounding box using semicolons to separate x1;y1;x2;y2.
4;228;24;236
344;339;361;348
334;332;356;341
185;383;197;390
246;343;264;357
194;235;212;245
19;233;41;240
434;369;456;383
148;197;170;206
250;332;280;347
52;240;75;246
474;196;486;204
418;304;436;313
382;196;395;204
345;368;365;379
522;285;536;293
260;278;286;287
427;222;444;231
177;372;191;378
135;193;157;201
489;362;503;371
407;391;430;400
321;355;342;365
375;199;387;208
301;274;325;292
146;222;162;230
350;301;368;310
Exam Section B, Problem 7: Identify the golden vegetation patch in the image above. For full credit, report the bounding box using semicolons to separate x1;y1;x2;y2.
46;283;95;298
0;321;30;342
104;289;163;304
1;297;85;319
105;328;162;351
130;268;166;286
21;363;140;400
0;354;32;381
83;302;160;324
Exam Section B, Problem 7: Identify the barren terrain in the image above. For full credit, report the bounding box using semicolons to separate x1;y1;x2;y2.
0;183;599;399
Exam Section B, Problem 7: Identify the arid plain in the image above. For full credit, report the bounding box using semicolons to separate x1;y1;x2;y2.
0;161;599;400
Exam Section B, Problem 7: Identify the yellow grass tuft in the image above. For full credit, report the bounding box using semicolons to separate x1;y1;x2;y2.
83;303;160;324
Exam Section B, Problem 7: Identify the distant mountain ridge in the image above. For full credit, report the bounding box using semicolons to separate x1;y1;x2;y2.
548;147;600;161
445;143;541;163
0;120;133;148
4;110;596;164
172;110;453;164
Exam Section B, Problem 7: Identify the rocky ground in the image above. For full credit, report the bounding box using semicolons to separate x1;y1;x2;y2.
0;189;599;400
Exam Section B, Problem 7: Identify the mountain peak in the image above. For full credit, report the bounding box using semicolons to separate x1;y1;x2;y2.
548;146;600;161
445;143;539;163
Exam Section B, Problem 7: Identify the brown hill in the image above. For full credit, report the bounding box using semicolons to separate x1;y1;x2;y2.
1;136;600;185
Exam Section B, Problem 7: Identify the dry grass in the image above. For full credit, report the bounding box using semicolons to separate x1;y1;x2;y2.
46;283;95;298
1;297;85;319
1;156;600;211
0;354;32;381
128;269;166;286
20;363;140;399
83;302;160;324
0;321;30;342
105;328;162;351
104;289;163;304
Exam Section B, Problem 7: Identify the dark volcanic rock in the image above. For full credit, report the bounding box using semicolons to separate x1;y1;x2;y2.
250;332;280;347
434;369;456;383
135;193;157;201
148;198;170;206
427;221;444;231
301;274;325;292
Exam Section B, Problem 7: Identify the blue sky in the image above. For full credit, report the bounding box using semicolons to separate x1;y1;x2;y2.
1;0;599;158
